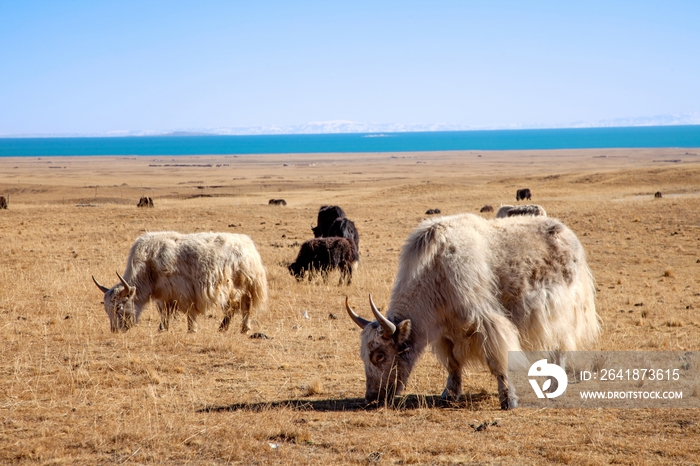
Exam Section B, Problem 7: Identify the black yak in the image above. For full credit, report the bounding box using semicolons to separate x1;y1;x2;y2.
288;237;358;285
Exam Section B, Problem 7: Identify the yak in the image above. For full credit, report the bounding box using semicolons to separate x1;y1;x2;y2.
479;205;494;213
0;195;7;209
288;237;358;285
269;199;287;206
312;205;346;238
137;196;154;208
516;188;532;201
496;204;546;218
92;231;267;334
506;204;547;218
346;213;599;410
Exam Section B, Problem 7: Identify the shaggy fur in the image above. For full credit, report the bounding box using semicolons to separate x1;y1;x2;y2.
93;232;268;333
349;213;599;409
506;204;547;218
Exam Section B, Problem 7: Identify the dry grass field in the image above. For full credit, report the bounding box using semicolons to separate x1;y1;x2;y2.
1;148;700;465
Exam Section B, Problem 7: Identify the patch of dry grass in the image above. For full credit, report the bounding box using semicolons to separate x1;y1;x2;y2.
1;149;700;464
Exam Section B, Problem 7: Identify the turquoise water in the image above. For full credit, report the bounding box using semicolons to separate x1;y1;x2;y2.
1;125;699;157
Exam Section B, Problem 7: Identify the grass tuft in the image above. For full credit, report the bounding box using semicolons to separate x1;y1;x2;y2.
302;378;324;397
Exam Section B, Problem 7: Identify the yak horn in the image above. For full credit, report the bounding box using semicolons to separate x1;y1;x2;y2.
346;297;370;329
116;271;133;293
92;275;109;293
369;293;396;337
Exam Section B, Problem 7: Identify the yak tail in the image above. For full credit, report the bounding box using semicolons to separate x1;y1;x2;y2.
571;261;600;349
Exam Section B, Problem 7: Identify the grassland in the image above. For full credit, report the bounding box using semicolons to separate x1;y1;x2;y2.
1;148;699;465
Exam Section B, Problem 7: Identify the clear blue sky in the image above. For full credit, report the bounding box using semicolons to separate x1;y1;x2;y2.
1;1;699;134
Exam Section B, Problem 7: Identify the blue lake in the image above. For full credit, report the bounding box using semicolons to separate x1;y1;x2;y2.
1;125;699;157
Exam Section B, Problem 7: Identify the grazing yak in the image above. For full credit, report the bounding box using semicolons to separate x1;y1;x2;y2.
312;205;346;238
346;213;599;409
137;196;154;208
425;208;441;215
480;205;494;213
288;237;358;285
516;188;532;201
269;199;287;206
654;191;663;199
92;232;268;334
0;195;7;209
507;204;547;218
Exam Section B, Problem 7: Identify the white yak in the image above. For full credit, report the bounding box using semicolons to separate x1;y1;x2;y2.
346;213;598;409
93;231;267;333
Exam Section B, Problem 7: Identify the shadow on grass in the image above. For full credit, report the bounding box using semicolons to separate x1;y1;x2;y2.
199;392;494;413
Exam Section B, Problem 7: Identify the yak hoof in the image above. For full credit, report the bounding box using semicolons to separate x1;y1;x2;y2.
440;388;460;402
499;393;518;410
218;317;231;332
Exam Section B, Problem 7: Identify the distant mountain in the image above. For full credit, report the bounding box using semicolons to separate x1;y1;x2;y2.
568;112;700;128
133;113;700;136
2;112;699;138
205;120;479;135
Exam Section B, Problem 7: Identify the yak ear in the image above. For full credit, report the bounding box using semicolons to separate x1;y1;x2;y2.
395;319;411;345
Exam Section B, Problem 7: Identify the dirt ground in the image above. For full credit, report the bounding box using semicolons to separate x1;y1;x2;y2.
1;148;699;465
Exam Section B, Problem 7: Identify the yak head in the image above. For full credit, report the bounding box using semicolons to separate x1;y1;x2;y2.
287;262;305;281
92;272;137;332
346;295;414;406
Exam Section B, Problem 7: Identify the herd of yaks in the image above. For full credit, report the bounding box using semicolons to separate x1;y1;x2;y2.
0;185;665;407
88;186;607;409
